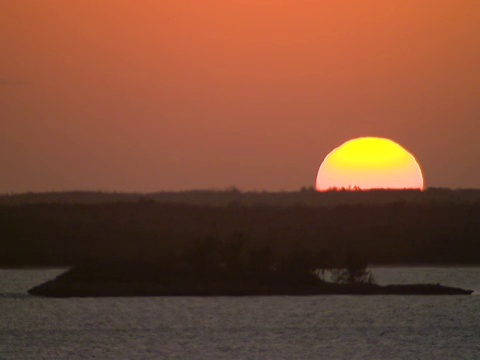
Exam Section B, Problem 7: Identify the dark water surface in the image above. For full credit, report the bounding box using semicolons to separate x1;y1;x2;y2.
1;268;479;359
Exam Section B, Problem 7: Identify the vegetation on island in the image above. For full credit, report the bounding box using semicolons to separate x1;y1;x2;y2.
28;237;472;297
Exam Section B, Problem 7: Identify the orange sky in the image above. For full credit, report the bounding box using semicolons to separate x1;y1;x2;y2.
1;1;479;192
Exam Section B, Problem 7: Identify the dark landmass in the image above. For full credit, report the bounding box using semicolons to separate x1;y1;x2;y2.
28;263;473;297
1;189;480;267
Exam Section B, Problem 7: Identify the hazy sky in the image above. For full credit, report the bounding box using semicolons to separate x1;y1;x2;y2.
2;0;479;192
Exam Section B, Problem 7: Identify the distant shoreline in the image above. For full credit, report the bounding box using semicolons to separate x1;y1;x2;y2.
2;188;480;207
2;192;480;268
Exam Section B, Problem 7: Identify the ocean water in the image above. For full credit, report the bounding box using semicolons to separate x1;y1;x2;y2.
1;268;480;359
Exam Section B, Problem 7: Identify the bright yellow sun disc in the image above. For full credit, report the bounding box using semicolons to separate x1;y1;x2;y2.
316;137;424;191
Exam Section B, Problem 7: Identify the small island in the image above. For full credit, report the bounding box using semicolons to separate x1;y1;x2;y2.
28;238;473;297
28;268;473;297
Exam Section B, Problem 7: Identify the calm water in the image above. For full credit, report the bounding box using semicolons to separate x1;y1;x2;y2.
1;268;480;359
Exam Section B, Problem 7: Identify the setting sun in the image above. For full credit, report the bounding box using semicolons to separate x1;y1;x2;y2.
316;137;424;191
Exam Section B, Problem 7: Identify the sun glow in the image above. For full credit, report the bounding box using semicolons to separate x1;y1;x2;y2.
316;137;424;191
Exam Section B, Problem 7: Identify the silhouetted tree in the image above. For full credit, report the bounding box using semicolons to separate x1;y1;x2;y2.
331;251;374;284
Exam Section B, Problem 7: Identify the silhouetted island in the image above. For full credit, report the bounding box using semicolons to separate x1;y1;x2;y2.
28;262;473;297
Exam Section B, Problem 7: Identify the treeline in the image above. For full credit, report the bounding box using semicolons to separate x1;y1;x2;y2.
1;200;479;267
2;188;480;206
